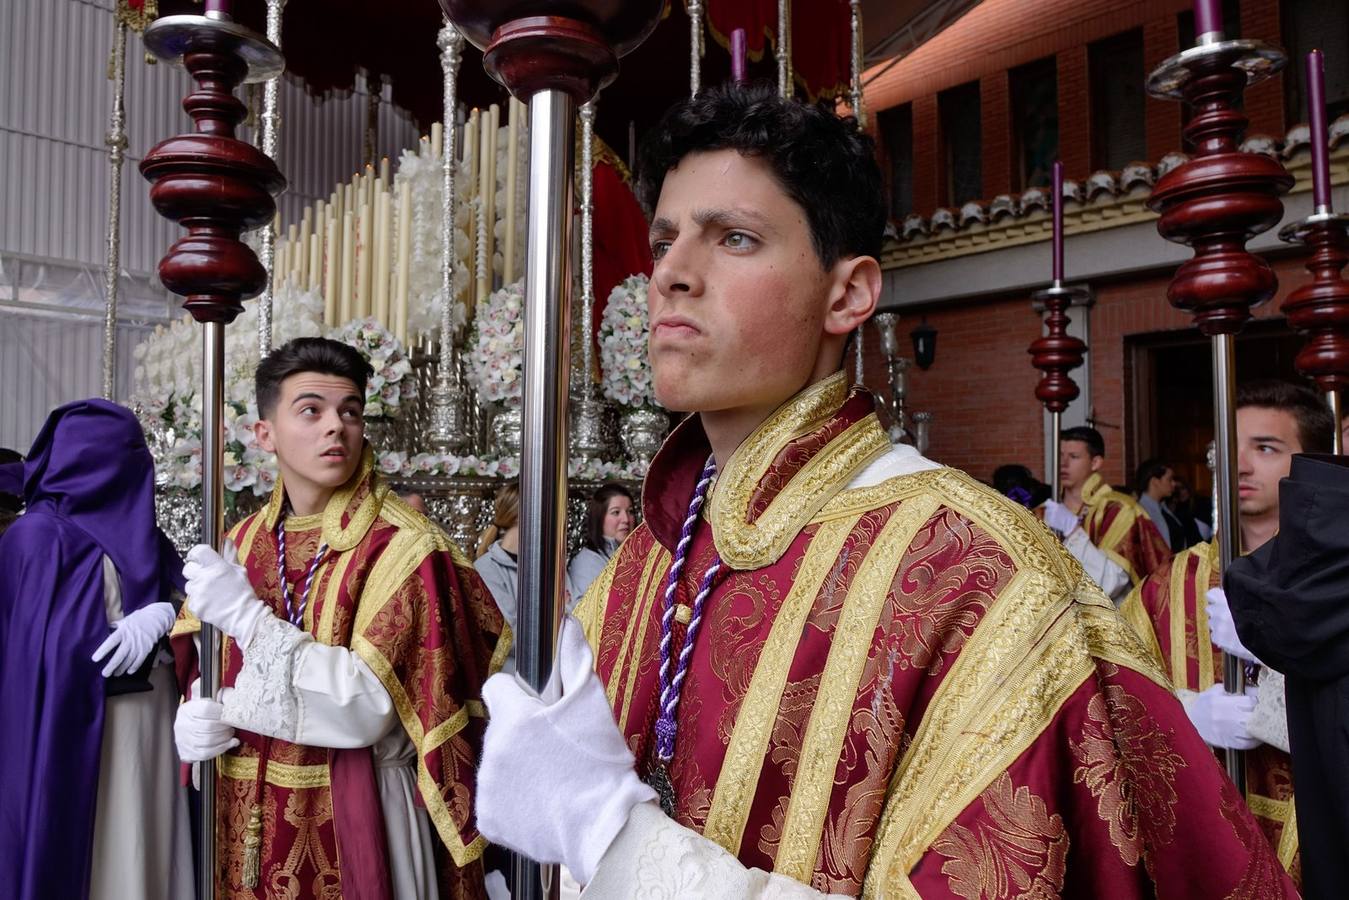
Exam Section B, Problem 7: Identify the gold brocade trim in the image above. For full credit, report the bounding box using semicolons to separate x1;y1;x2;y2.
171;605;201;638
702;515;861;854
352;633;485;866
220;754;330;788
284;512;322;531
614;548;671;729
1079;472;1111;507
865;575;1094;898
425;706;470;748
1119;590;1166;674
1246;791;1301;870
1193;550;1215;689
775;495;942;882
708;372;891;570
577;554;619;652
467;700;487;718
264;446;386;552
317;547;358;645
382;490;519;674
1168;551;1192;689
348;527;485;865
1279;803;1298;870
816;470;946;522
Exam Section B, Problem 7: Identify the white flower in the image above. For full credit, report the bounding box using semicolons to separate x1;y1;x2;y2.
253;464;278;496
329;317;412;419
467;281;526;405
599;273;659;408
377;451;406;475
224;463;257;492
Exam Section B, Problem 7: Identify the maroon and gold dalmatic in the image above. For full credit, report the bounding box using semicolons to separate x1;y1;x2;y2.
1122;540;1300;885
577;372;1295;897
173;450;509;899
1076;473;1173;586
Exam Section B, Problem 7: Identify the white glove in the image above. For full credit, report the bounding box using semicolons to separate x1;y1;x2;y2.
1205;587;1262;666
1185;683;1260;750
174;693;239;762
477;617;657;885
91;601;176;677
1042;500;1080;537
184;539;270;648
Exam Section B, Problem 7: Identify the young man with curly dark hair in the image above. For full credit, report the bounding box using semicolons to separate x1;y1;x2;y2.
474;83;1294;898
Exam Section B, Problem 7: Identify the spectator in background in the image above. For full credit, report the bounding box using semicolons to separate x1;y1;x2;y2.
567;483;636;602
474;483;521;673
1166;474;1207;547
1133;457;1185;551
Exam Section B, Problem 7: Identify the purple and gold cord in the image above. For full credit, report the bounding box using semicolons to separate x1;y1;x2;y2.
275;511;329;628
654;456;723;764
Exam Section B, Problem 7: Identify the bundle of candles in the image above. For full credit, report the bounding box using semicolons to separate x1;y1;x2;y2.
266;96;529;343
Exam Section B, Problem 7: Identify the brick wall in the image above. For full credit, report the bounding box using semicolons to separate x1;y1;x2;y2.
912;95;941;215
982;71;1014;199
1057;47;1093;180
868;252;1315;486
867;0;1292;218
1239;0;1286;136
1143;15;1184;158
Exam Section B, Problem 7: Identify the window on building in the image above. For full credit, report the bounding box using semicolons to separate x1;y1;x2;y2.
940;81;982;206
1177;0;1242;47
1089;29;1147;171
877;103;914;218
1011;56;1059;190
1282;0;1349;127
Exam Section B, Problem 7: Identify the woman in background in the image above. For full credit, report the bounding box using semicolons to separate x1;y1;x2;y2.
474;483;520;672
566;483;635;602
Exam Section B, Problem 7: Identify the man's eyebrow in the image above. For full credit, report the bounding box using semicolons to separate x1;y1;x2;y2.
649;207;773;239
1250;435;1288;445
290;392;364;405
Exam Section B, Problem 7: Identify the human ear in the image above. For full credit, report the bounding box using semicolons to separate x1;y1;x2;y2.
1090;456;1104;474
254;419;276;454
823;255;881;337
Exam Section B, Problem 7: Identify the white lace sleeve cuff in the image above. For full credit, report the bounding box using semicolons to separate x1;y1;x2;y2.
221;614;307;741
582;802;846;899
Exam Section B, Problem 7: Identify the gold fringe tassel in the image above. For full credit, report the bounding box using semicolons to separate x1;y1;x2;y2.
241;802;263;888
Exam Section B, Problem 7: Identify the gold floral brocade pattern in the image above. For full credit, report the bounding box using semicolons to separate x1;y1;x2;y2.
933;774;1068;900
1069;678;1186;876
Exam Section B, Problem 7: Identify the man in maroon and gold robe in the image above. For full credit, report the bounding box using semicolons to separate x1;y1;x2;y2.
1044;427;1172;602
1122;380;1338;888
172;338;508;899
472;84;1293;898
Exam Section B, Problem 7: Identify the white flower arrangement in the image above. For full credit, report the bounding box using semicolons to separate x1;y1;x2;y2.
467;280;525;407
599;273;657;408
328;317;417;419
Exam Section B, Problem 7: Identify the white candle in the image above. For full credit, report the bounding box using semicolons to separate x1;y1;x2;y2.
374;189;392;327
324;216;339;324
504;97;522;283
395;179;412;343
355;201;372;319
431;122;443;159
340;211;355;324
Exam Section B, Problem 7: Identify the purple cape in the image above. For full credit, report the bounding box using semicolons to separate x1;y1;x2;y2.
0;399;185;900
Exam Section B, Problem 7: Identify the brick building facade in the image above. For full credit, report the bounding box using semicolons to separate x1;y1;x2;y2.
860;0;1349;491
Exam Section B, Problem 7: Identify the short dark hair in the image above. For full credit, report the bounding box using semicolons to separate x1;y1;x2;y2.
583;483;635;554
255;337;373;418
1060;425;1105;458
1236;379;1335;454
1132;457;1171;496
637;81;885;268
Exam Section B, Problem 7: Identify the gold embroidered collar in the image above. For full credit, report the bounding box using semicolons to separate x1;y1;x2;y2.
705;372;891;570
263;444;389;552
1080;472;1112;508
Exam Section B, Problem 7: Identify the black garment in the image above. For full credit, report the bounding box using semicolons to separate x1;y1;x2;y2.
1225;454;1349;900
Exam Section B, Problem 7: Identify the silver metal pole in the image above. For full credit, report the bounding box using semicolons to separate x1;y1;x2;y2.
428;22;469;453
199;319;227;900
849;0;866;128
101;19;129;399
777;0;792;98
511;87;574;900
256;0;284;357
688;0;703;98
1211;331;1246;792
1329;389;1343;455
